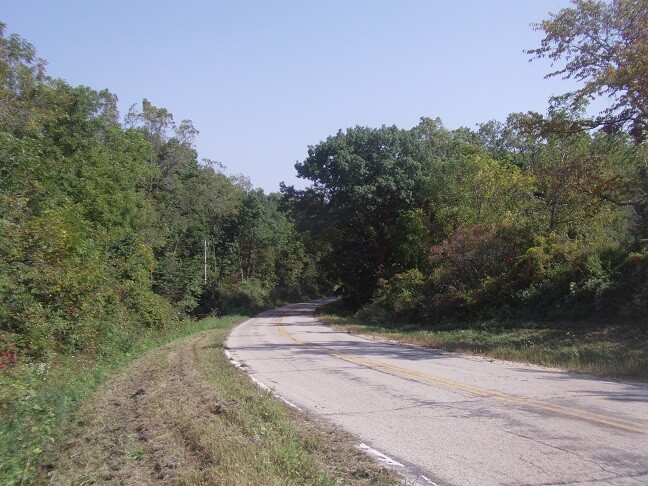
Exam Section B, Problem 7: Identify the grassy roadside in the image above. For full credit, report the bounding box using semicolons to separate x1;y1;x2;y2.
3;315;398;485
318;301;648;381
0;315;247;485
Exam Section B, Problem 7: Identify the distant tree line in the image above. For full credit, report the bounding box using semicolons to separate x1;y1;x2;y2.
2;0;646;363
0;22;322;360
282;0;648;324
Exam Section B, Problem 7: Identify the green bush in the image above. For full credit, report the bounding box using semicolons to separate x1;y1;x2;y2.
616;249;648;321
217;278;273;314
358;269;427;322
512;235;619;317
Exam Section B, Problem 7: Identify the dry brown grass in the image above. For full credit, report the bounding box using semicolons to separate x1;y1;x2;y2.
43;323;400;485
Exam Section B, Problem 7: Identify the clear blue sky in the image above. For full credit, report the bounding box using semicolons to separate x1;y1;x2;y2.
3;0;575;192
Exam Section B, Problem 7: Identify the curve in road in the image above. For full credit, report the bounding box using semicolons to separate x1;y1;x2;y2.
226;300;648;485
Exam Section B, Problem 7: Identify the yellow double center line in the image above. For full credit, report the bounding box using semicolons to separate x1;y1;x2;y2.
277;324;646;434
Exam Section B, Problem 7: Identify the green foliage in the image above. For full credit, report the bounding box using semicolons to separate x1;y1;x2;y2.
124;100;318;316
217;278;273;315
528;0;648;140
428;151;537;234
285;125;433;302
291;106;647;326
0;24;319;365
432;224;526;291
387;209;431;273
512;236;610;317
614;248;648;318
0;85;169;358
0;314;247;485
358;269;427;323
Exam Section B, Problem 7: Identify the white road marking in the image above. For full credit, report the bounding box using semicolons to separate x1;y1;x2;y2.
357;444;439;485
249;375;271;391
357;443;404;467
420;474;438;485
225;348;303;411
223;349;241;368
276;395;303;411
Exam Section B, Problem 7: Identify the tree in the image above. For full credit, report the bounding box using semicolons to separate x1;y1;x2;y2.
0;22;49;136
285;126;433;302
528;0;648;141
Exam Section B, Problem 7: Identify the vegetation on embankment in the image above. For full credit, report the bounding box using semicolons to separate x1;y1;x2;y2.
35;316;396;486
319;301;648;381
0;315;245;484
0;20;325;369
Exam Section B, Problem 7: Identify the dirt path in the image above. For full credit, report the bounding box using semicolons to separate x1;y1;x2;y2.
45;326;398;485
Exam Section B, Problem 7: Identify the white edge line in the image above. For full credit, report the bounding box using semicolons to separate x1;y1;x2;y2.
357;443;404;468
249;375;271;391
357;443;438;485
276;395;303;411
420;475;438;485
223;349;241;368
225;348;303;411
249;376;303;411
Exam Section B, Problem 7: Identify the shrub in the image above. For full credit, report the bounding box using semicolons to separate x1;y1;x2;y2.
425;224;528;319
512;235;619;317
616;249;648;322
430;223;526;292
217;278;272;314
358;269;428;322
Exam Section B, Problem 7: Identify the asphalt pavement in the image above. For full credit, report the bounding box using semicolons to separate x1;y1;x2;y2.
225;300;648;485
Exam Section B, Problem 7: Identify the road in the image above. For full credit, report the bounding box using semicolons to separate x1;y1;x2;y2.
225;300;648;485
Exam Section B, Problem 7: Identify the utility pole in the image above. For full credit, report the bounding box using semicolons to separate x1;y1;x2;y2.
204;239;208;285
212;238;217;275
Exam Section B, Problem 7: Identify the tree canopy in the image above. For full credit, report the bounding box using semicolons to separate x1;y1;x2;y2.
0;25;321;361
284;126;433;302
528;0;648;141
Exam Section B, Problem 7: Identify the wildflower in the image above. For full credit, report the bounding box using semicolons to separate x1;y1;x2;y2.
36;363;49;375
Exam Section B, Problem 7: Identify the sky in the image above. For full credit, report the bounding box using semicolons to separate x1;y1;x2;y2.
3;0;578;193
